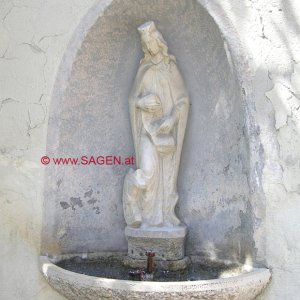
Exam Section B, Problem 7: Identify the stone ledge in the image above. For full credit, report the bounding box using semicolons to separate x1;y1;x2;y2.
125;225;187;261
123;255;190;271
125;226;187;238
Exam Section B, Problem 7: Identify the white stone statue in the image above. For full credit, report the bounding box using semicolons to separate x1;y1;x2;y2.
123;21;189;229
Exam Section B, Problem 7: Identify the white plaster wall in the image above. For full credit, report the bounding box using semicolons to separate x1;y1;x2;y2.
0;1;96;299
0;0;299;299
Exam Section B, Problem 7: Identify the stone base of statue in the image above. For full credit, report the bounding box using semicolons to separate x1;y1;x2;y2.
124;225;189;270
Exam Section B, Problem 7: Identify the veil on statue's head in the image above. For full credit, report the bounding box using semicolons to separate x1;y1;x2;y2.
137;21;175;65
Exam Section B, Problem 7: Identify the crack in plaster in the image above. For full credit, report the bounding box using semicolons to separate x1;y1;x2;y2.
265;72;300;194
0;46;17;60
0;98;20;113
22;42;45;54
38;33;66;44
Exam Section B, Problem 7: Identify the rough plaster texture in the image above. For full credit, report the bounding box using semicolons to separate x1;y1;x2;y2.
0;0;300;300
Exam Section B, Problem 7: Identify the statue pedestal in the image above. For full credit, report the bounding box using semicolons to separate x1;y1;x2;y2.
124;225;190;270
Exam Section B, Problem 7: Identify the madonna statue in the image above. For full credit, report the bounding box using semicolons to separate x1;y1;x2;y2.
123;21;189;229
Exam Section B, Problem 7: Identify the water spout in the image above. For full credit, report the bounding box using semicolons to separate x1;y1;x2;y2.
146;251;155;274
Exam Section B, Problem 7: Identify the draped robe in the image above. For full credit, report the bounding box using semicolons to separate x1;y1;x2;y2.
123;57;189;227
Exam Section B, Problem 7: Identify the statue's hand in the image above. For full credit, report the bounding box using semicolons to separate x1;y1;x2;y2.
158;116;175;134
136;94;161;113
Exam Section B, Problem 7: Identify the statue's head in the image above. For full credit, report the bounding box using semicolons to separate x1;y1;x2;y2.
138;21;175;64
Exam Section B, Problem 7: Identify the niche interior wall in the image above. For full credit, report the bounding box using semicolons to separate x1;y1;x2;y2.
42;0;262;266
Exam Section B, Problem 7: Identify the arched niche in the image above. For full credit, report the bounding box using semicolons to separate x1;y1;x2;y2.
42;0;263;266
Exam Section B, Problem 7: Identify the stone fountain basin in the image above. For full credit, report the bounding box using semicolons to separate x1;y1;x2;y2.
40;255;271;300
